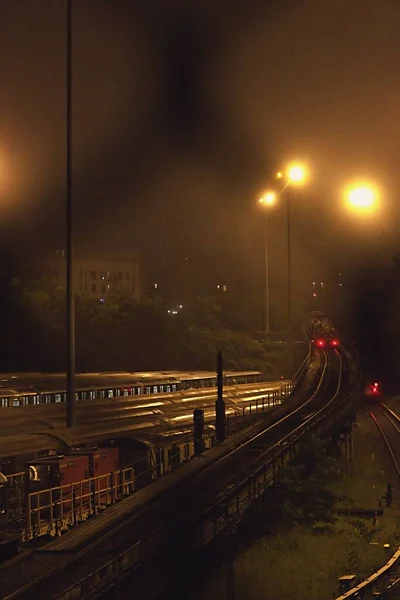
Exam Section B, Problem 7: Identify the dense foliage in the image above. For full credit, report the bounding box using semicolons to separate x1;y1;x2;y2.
0;275;294;375
354;251;400;392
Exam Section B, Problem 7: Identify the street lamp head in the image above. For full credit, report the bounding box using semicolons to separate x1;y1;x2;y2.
276;172;283;179
259;191;276;206
345;182;379;213
287;163;307;185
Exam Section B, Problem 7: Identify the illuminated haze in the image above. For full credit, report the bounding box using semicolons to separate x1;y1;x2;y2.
0;0;399;288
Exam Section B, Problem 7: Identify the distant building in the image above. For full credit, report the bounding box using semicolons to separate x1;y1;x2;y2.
25;250;140;303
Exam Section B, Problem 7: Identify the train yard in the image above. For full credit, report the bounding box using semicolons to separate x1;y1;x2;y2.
0;341;362;600
0;376;293;546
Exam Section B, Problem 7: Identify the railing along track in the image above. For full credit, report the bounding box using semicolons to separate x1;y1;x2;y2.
2;351;346;600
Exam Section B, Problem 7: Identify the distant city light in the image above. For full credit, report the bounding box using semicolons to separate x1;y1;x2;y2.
154;283;158;289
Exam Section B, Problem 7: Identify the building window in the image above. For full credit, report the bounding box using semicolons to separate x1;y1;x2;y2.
79;283;83;291
80;269;83;278
101;271;105;280
126;272;129;280
92;284;96;293
101;284;105;293
91;271;96;280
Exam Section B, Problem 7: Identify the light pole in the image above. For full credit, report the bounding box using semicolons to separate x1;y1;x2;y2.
279;164;308;373
66;0;76;428
259;192;276;335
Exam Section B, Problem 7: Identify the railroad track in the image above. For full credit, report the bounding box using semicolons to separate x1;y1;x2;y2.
335;403;400;599
1;350;342;600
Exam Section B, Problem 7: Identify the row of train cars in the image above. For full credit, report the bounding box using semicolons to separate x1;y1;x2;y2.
0;370;264;408
0;369;285;552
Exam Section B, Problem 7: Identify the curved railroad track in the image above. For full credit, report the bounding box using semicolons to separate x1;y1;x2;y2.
0;348;350;600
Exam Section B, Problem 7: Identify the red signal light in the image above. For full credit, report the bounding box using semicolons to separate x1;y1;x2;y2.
330;339;339;347
316;339;325;347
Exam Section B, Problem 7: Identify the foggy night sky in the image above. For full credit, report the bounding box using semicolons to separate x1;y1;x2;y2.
0;0;400;289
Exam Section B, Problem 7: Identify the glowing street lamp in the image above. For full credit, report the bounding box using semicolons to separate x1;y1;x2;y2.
259;191;276;206
345;183;378;213
287;163;307;185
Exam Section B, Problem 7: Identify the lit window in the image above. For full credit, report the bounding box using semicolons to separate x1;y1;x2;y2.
101;271;105;280
154;283;158;289
320;282;324;287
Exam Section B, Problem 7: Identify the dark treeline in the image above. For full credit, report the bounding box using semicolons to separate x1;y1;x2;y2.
354;251;400;392
0;261;292;376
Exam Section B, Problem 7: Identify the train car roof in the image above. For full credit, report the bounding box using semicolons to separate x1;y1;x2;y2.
0;433;64;458
0;370;263;395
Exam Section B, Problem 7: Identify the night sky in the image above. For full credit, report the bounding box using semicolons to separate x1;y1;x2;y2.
1;0;400;295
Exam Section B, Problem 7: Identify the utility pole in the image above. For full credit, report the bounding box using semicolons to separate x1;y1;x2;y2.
264;210;270;334
66;0;76;427
287;188;293;374
215;351;226;443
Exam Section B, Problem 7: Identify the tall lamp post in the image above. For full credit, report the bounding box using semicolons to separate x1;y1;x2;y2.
66;0;76;428
259;191;276;335
277;163;308;373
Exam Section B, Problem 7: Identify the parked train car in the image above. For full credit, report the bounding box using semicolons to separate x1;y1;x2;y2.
0;376;294;544
0;370;264;408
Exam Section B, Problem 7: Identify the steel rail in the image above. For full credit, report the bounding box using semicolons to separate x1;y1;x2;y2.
51;350;349;600
368;406;400;478
335;403;400;599
1;352;328;600
203;349;343;519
